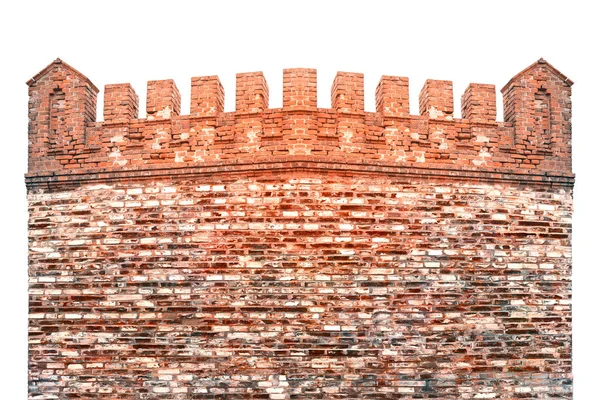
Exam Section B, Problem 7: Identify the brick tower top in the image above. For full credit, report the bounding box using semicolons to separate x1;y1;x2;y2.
25;58;574;187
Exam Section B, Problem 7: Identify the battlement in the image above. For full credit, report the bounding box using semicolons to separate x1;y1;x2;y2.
26;58;573;179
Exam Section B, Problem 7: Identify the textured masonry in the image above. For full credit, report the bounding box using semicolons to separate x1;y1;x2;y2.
26;58;574;399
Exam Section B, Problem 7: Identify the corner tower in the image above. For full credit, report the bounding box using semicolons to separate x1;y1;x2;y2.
27;58;98;171
502;58;573;170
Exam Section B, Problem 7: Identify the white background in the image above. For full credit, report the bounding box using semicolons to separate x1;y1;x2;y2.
1;1;597;397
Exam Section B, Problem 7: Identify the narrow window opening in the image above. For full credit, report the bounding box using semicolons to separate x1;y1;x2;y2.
533;88;551;151
49;88;66;149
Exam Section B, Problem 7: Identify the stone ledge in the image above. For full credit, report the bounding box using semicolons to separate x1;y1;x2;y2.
25;157;575;190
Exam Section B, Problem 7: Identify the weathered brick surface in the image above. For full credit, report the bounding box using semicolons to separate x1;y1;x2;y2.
26;58;574;399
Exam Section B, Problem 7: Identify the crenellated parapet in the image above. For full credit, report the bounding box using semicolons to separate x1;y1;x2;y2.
26;58;573;178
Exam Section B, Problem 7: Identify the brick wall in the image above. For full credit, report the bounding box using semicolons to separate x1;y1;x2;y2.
26;59;574;399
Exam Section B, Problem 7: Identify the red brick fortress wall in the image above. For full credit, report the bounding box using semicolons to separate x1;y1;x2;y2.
26;59;574;399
